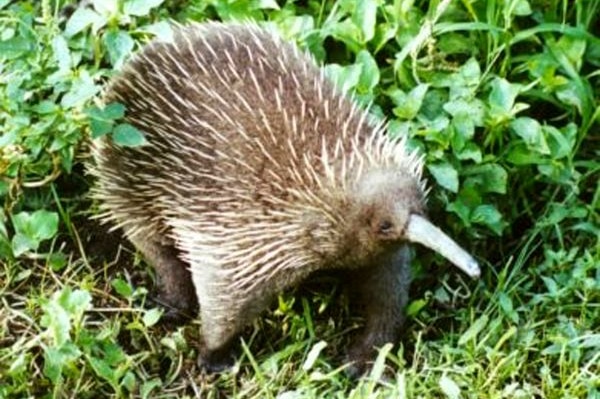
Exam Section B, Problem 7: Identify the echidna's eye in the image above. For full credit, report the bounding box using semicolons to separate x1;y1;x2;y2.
379;220;393;234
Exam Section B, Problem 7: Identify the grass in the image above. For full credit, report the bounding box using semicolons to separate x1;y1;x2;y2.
1;0;599;397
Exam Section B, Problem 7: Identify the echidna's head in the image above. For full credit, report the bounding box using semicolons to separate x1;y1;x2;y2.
350;169;424;244
344;168;480;277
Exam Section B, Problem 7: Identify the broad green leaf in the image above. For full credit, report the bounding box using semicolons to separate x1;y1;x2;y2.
324;63;362;93
211;0;266;20
353;0;378;42
11;212;32;236
439;375;461;399
391;84;429;120
143;308;163;327
428;162;459;193
509;117;550;154
48;252;67;271
50;136;68;152
0;36;32;59
472;204;504;235
464;164;508;194
102;341;127;365
91;0;118;16
111;278;133;298
87;103;125;120
506;144;545;165
302;340;327;371
84;105;105;120
123;0;165;17
451;112;475;143
580;335;600;349
455;142;482;163
543;125;570;159
434;286;451;304
52;35;71;73
556;83;584;113
537;162;570;182
102;103;125;120
459;58;481;87
326;20;363;53
41;301;71;346
438;33;475;56
61;72;100;108
488;78;521;114
59;288;92;317
122;372;136;392
42;347;62;384
432;58;481;91
11;233;38;256
34;101;58;114
372;21;397;52
30;210;59;240
406;298;428;317
541;343;563;356
498;292;518;322
458;315;489;345
253;0;280;9
541;276;558;295
104;30;134;69
140;378;163;399
0;130;17;147
544;123;576;159
512;0;532;16
112;123;147;147
64;8;103;37
527;52;559;80
90;119;113;138
418;116;450;145
420;89;447;120
88;356;118;386
43;344;81;384
356;50;379;92
443;98;485;126
277;15;314;39
554;35;586;72
140;21;175;42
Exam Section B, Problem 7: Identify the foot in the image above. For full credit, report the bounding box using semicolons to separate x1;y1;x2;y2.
197;344;236;373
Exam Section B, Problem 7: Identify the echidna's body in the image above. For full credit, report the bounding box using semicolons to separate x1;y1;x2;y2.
91;22;479;375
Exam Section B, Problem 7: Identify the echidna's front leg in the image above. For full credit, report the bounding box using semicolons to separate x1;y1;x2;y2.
127;233;198;322
345;245;412;377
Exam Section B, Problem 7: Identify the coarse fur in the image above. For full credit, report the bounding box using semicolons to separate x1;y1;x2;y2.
89;21;427;376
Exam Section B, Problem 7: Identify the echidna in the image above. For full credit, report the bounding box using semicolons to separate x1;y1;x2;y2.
90;21;480;376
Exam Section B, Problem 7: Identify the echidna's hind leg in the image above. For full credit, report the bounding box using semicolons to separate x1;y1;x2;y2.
190;268;241;372
126;232;198;322
192;268;242;373
345;245;412;377
190;266;275;373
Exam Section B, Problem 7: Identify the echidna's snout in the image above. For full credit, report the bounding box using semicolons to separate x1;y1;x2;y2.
405;214;480;278
352;169;479;278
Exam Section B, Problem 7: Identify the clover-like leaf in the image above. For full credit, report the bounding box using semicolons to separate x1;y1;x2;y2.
112;123;147;147
428;162;459;193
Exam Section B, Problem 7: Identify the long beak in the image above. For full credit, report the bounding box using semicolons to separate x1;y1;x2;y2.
406;214;480;278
